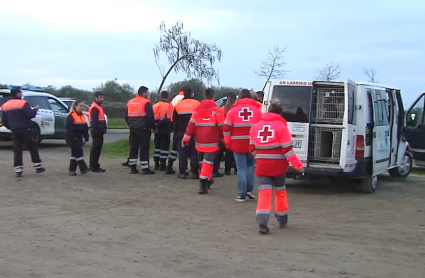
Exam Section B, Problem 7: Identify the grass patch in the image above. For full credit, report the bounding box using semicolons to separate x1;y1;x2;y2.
108;118;128;129
411;168;425;176
102;138;155;156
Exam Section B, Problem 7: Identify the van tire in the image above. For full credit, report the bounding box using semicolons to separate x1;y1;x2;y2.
31;124;42;145
359;175;377;194
388;152;412;179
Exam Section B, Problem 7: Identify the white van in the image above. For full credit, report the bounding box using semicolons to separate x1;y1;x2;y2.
0;86;70;144
263;80;412;193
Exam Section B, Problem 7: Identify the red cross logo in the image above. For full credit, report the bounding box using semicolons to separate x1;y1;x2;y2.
258;125;274;143
238;107;253;122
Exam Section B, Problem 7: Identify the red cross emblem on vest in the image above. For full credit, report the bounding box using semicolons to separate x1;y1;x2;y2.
258;125;274;143
238;107;253;121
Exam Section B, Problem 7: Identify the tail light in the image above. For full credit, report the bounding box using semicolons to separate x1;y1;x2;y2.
356;135;365;158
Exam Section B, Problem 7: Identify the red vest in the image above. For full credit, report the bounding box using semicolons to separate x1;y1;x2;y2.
223;98;262;153
249;112;302;176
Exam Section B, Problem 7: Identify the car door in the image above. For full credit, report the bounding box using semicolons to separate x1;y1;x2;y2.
404;93;425;165
367;89;391;176
47;97;69;138
24;95;55;135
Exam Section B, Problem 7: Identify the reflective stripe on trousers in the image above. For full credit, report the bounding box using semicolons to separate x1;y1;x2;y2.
256;174;289;227
199;152;215;180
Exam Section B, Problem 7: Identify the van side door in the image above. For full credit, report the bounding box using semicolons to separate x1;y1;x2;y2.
404;93;425;166
367;89;391;175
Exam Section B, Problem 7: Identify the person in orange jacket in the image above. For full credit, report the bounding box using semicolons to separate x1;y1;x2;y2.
249;100;304;234
152;91;173;171
182;88;225;194
224;89;262;202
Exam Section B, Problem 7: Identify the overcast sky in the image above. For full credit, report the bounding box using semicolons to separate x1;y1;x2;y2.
1;0;424;106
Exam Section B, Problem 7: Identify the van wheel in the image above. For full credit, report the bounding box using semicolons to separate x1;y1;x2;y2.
388;152;412;179
359;175;378;194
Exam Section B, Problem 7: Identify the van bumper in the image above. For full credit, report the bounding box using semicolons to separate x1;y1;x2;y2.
286;158;372;179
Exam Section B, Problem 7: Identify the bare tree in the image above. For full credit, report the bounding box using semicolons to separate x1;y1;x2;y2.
153;21;222;93
363;67;378;83
316;62;341;81
254;45;288;91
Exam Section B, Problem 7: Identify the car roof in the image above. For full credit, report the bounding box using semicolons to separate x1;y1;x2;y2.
0;88;58;98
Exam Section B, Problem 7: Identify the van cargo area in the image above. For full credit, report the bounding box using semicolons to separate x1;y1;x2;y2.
308;83;345;166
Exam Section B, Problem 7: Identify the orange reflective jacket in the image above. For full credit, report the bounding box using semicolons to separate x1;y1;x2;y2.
127;95;150;118
70;111;86;124
88;102;105;122
153;100;171;121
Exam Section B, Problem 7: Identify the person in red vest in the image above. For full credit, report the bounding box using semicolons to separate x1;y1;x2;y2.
182;88;225;194
1;86;45;177
173;87;200;179
224;89;262;202
88;91;107;173
152;91;173;171
164;89;185;174
249;100;304;234
125;86;155;174
65;100;90;176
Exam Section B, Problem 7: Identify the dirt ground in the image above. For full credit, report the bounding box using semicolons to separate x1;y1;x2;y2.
0;134;424;278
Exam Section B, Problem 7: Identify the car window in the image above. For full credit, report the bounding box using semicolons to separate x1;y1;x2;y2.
62;100;73;108
48;98;68;113
0;93;11;106
24;96;50;109
83;104;89;112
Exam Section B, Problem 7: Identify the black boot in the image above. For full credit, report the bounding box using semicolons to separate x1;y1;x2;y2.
130;165;139;174
159;161;167;171
77;160;89;175
154;161;160;171
198;179;208;194
206;178;214;190
165;161;175;174
69;159;77;176
121;159;129;167
142;168;155;175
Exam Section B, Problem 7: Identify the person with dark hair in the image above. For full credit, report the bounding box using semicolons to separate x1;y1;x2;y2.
125;86;155;174
214;92;237;176
182;88;224;194
164;88;186;174
256;91;264;103
66;100;90;176
152;91;173;171
1;86;45;177
224;89;262;202
249;99;304;234
174;87;200;179
88;91;107;172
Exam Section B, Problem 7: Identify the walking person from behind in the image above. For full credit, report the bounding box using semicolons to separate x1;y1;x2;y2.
224;89;262;202
152;91;173;171
125;86;155;174
173;86;200;179
66;100;90;176
89;91;107;173
0;87;45;177
249;100;304;234
182;88;225;194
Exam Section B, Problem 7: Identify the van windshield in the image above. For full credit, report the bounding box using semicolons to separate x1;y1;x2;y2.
270;85;312;123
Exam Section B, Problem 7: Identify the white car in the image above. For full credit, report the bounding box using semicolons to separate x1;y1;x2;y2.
0;86;70;144
58;97;108;128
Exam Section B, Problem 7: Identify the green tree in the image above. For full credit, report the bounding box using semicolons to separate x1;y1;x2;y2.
168;78;207;101
47;85;93;101
153;21;222;94
94;78;134;102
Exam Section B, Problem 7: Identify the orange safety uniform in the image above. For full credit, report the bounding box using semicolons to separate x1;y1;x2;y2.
249;112;303;233
88;102;107;132
183;99;224;183
88;101;107;172
65;111;89;174
125;95;155;173
165;91;185;171
223;98;262;154
152;99;173;169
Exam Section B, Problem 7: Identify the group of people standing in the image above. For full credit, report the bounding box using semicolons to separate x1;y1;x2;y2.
119;85;304;234
1;85;304;234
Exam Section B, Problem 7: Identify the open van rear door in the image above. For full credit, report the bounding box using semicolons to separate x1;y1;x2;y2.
404;93;425;166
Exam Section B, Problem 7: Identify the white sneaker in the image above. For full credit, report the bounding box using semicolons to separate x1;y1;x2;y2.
246;192;256;200
235;196;246;202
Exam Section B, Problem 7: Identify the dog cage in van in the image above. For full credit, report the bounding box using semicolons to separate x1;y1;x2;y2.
308;82;346;165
